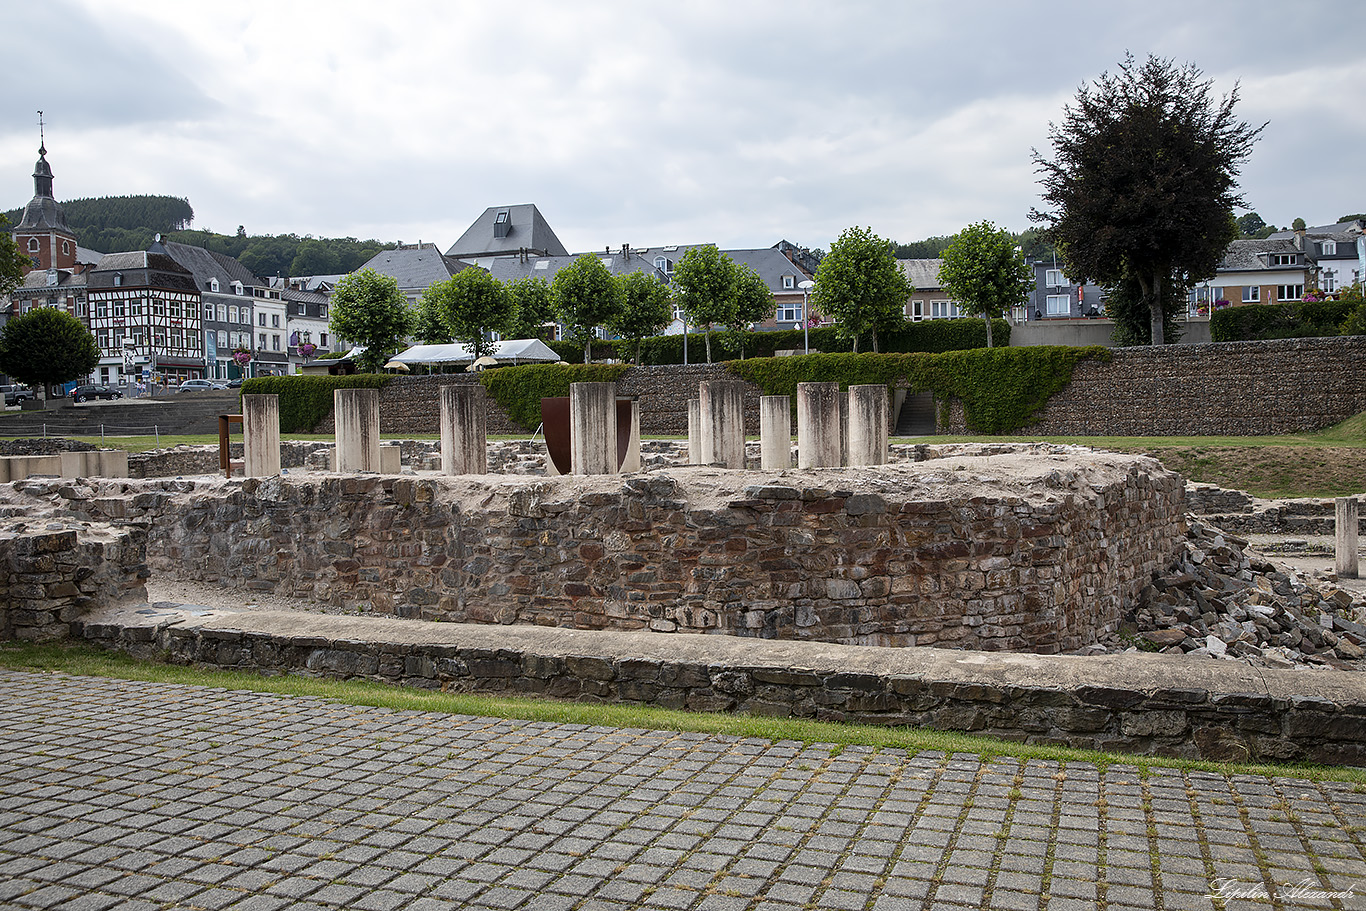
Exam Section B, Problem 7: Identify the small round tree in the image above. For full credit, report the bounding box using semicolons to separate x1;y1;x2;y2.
0;307;100;397
329;268;413;373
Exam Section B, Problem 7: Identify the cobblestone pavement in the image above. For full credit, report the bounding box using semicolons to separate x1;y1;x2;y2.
1;672;1363;911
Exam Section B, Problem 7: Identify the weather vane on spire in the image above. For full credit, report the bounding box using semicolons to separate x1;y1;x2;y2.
37;110;45;153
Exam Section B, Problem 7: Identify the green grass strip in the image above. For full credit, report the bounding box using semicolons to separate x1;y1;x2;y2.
2;641;1361;784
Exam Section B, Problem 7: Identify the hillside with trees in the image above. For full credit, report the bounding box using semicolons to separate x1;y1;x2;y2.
894;227;1055;261
3;193;395;279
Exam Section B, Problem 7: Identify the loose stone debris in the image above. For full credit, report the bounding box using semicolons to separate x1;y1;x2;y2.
1105;517;1365;670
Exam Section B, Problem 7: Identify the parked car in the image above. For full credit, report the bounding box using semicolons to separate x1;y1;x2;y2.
226;377;245;388
176;379;230;392
69;384;123;403
0;385;34;406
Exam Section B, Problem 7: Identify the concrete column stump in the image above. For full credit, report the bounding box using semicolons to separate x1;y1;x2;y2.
1337;497;1359;578
335;388;381;473
570;382;616;475
439;385;488;475
699;381;745;469
760;395;792;471
242;394;282;478
847;384;888;467
797;382;841;468
687;398;702;465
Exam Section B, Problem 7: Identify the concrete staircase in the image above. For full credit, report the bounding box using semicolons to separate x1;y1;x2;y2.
0;391;242;438
894;391;937;436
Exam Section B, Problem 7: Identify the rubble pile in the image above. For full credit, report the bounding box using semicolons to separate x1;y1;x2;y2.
1120;518;1365;669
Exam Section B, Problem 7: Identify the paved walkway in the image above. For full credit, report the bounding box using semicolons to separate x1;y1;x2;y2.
1;672;1363;911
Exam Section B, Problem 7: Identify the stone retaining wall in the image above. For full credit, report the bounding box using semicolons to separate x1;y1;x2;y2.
136;451;1185;653
0;526;147;640
77;608;1366;765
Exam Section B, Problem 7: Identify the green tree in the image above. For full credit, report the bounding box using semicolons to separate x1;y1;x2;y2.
552;255;622;363
610;271;673;364
504;276;555;340
1105;270;1186;346
1032;53;1263;345
0;228;25;296
328;268;413;372
414;285;452;344
0;307;99;395
1291;217;1307;231
1236;212;1267;237
937;221;1035;348
812;226;910;353
290;238;342;277
722;264;775;359
421;268;511;360
672;245;737;363
1339;213;1366;223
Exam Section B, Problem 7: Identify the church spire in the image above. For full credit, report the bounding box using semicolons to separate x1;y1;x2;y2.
33;111;54;199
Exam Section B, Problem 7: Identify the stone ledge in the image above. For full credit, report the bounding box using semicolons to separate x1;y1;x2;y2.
77;603;1366;766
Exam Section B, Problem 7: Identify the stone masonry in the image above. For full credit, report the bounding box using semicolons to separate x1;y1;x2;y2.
129;449;1185;654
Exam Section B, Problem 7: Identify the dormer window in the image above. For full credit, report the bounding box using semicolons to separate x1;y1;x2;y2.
782;275;795;289
654;256;673;275
113;273;123;287
1322;241;1337;256
233;281;244;296
1274;253;1298;266
210;278;220;293
493;210;511;239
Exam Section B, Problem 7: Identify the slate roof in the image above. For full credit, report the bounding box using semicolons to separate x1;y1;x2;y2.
158;240;262;290
13;194;70;233
358;245;471;292
898;259;944;290
1218;238;1305;272
14;269;87;293
445;205;570;260
486;252;663;284
1267;219;1366;242
88;250;198;292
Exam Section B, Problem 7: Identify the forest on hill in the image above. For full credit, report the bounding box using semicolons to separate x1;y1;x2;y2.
893;226;1056;261
2;194;395;278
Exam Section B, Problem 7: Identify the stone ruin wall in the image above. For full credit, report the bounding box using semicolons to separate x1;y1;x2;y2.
134;453;1186;654
0;526;147;641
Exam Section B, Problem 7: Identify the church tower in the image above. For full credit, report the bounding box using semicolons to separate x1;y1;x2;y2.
11;124;78;274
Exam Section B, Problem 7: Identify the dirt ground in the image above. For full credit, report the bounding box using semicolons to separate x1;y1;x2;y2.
1116;444;1366;499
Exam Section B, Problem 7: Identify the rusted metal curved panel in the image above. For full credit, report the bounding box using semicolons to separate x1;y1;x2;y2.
541;397;571;475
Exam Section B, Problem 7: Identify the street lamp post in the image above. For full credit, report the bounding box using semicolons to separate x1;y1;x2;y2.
798;280;814;355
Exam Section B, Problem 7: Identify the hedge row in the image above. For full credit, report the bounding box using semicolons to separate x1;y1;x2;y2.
725;347;1109;434
1211;300;1358;342
547;319;1010;365
240;374;392;433
477;363;631;431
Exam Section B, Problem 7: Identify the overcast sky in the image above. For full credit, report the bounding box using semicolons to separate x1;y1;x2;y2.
4;1;1363;256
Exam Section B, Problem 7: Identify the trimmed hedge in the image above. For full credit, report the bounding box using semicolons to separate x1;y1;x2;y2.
477;363;631;432
1211;300;1357;342
240;374;392;433
546;319;1009;365
725;346;1109;434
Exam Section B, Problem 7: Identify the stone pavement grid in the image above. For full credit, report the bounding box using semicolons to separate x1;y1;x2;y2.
0;671;1363;911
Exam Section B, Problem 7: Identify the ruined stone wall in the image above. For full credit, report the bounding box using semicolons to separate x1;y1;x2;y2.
138;455;1185;653
0;526;147;641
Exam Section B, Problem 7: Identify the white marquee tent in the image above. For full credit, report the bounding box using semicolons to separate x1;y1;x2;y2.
386;338;562;370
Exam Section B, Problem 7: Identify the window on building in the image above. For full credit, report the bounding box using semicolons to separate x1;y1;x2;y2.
130;298;143;317
1323;270;1338;293
1274;253;1298;266
112;299;125;317
97;330;109;349
218;304;227;322
168;300;181;318
776;303;802;323
218;330;228;348
170;329;183;349
1242;286;1260;303
1045;270;1066;287
62;241;70;256
204;304;214;322
77;301;88;318
1045;294;1071;316
910;300;925;321
154;330;166;348
153;298;165;316
930;300;961;319
259;313;266;327
233;282;243;296
271;314;280;328
229;306;238;323
782;275;795;290
96;300;108;318
1278;285;1304;301
113;273;123;286
259;332;267;349
1322;241;1337;256
272;334;281;351
210;278;220;293
27;238;38;253
319;304;327;319
320;333;328;347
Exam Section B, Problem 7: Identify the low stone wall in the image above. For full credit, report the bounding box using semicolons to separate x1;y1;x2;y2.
1186;484;1366;536
0;525;147;641
77;606;1366;765
136;449;1186;653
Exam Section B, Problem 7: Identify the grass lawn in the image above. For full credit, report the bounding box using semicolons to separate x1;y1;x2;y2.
2;641;1362;783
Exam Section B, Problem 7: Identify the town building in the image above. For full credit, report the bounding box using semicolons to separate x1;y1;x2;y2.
85;249;202;387
445;204;570;267
157;239;260;380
